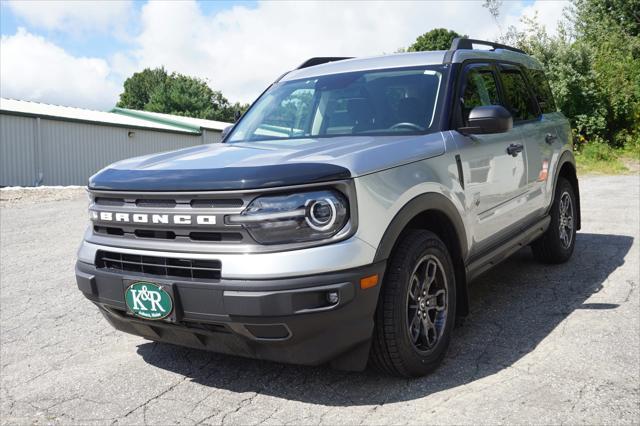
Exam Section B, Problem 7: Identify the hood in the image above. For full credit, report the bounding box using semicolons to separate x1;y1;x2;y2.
89;133;445;191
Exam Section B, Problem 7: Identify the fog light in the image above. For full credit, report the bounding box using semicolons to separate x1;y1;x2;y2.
326;292;339;305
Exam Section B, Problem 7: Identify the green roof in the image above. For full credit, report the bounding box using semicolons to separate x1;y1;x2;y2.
110;108;230;133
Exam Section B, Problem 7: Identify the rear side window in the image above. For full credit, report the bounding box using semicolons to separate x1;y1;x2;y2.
461;66;500;125
499;66;538;122
527;69;557;113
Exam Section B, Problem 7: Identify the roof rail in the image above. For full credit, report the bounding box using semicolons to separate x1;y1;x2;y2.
296;57;353;70
443;38;525;63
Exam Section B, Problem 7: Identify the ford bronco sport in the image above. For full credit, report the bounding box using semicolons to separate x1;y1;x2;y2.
76;38;580;377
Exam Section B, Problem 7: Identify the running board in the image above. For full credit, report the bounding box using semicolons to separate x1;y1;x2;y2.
466;216;551;282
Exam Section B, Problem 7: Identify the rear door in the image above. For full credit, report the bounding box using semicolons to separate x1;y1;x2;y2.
524;67;565;212
497;64;555;218
452;63;528;252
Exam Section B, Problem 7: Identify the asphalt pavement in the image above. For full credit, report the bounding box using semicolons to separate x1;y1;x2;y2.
1;175;638;425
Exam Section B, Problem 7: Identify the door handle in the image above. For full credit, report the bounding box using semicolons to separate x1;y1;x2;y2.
545;133;558;144
506;143;524;157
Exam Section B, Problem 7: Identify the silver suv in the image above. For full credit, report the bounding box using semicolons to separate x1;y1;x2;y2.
76;38;580;377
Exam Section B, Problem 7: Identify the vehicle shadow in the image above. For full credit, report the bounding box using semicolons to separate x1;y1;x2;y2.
136;232;633;406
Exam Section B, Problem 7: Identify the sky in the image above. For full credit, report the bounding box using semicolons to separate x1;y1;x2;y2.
0;0;570;111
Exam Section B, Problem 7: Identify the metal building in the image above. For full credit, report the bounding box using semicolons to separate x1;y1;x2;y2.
0;98;229;187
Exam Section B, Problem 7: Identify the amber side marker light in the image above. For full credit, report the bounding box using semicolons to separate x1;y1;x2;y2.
360;274;379;289
538;159;549;182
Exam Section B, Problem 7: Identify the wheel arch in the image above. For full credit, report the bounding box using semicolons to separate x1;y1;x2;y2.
552;151;581;230
373;193;470;316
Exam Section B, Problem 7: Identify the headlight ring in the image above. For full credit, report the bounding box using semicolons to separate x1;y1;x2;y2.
305;198;337;231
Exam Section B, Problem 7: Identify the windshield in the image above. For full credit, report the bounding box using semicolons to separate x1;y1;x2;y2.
227;66;445;143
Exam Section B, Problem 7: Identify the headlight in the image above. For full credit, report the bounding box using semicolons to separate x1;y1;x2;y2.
227;190;349;244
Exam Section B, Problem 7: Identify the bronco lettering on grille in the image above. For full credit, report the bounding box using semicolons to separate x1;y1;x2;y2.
90;210;217;226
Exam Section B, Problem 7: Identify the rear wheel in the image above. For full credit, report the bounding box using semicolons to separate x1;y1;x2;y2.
370;230;456;377
531;177;577;263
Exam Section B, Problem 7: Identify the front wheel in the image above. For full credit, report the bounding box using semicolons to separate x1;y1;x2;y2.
370;230;456;377
531;177;577;263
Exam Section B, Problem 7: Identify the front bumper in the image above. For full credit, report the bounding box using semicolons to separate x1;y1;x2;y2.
76;260;385;370
78;235;378;279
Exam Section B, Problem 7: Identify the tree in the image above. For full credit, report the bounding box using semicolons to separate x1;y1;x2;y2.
117;68;249;122
571;0;640;147
573;0;639;39
482;0;504;36
501;14;610;145
495;0;639;150
117;67;168;111
408;28;465;52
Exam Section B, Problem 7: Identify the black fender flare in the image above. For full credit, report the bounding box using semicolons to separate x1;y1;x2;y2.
549;150;581;230
373;192;468;263
373;192;470;316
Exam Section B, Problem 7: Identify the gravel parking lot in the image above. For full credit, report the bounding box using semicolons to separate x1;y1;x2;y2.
1;175;638;425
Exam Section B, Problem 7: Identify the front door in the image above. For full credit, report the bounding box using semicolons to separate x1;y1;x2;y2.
452;63;528;255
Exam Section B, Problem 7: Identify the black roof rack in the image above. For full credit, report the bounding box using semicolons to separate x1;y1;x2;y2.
296;57;353;70
443;38;525;63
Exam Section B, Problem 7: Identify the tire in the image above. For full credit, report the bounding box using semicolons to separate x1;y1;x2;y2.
531;177;577;264
370;230;456;377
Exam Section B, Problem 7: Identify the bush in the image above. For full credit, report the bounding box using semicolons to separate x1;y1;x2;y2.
499;0;640;153
579;140;617;162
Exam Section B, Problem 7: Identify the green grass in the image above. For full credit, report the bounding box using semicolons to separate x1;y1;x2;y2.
575;141;639;175
621;140;640;160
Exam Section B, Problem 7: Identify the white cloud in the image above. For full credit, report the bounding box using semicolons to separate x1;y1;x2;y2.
502;0;570;36
0;0;570;109
0;28;120;110
126;0;569;104
6;0;133;35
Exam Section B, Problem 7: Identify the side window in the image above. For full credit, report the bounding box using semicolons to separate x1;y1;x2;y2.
527;69;557;114
499;66;538;121
461;66;500;125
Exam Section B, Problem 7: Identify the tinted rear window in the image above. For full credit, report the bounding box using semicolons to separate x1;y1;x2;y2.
527;69;557;114
499;66;538;122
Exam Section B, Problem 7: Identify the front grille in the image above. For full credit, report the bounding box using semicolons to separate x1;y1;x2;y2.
191;199;244;208
90;192;250;246
95;197;244;209
94;226;125;236
95;197;125;206
134;229;176;240
93;226;243;242
96;250;221;280
136;199;177;208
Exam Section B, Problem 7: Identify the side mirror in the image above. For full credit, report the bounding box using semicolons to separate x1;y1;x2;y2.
221;125;233;141
459;105;513;135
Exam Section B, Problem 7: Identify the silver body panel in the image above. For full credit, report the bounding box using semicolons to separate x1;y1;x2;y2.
283;51;447;81
280;48;539;82
78;237;377;279
452;49;542;70
103;132;445;178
